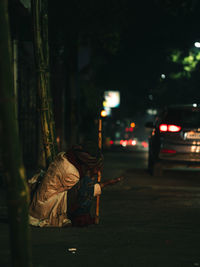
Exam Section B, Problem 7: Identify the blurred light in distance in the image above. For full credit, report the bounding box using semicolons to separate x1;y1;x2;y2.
130;122;135;128
104;91;120;107
110;140;114;145
100;110;107;117
120;140;128;147
132;140;137;146
193;103;197;107
105;107;111;116
148;94;153;100
125;127;133;132
194;42;200;48
141;141;148;148
161;74;166;79
122;140;127;147
147;109;157;115
128;139;133;145
160;149;176;154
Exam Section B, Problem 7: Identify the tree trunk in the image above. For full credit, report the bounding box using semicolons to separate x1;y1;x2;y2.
31;0;57;168
0;1;32;266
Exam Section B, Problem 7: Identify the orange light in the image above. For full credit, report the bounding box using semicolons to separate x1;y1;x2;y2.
130;122;135;128
100;110;107;117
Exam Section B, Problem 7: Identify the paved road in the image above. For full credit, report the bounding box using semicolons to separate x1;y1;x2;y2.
1;150;200;267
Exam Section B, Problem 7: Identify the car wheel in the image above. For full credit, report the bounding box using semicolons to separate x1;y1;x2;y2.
152;162;163;177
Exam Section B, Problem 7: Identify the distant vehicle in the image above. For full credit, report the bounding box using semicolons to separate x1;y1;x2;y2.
110;138;148;151
146;104;200;176
108;123;149;151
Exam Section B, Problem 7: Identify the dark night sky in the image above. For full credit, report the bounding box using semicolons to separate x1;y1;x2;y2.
97;1;200;116
49;1;200;117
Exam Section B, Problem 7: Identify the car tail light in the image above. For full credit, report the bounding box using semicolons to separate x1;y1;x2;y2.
128;139;133;145
141;141;148;148
120;140;124;145
159;124;181;133
120;140;127;147
159;124;168;132
160;149;176;154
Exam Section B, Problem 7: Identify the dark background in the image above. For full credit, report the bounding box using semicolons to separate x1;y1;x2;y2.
9;0;200;168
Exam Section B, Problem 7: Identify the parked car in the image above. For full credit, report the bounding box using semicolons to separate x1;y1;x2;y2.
146;104;200;176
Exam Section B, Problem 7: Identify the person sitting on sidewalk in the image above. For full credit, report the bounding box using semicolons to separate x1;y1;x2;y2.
28;141;103;227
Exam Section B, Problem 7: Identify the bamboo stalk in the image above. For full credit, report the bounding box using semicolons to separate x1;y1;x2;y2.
0;1;32;266
31;0;57;167
95;118;102;224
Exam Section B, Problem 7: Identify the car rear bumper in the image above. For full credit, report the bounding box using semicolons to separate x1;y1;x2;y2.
159;152;200;162
159;143;200;162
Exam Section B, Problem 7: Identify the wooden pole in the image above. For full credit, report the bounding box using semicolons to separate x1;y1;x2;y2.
95;117;102;224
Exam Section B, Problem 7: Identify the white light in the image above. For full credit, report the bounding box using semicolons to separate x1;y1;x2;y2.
193;103;197;107
147;109;157;115
122;142;127;147
104;91;120;108
105;107;111;116
194;42;200;48
161;74;166;79
132;140;137;146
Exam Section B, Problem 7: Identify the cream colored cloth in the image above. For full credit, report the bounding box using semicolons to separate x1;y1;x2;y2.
29;152;80;227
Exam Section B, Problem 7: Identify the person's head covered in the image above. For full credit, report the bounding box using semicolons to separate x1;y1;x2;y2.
72;141;104;174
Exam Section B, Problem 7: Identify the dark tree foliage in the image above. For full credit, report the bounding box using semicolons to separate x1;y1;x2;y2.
48;0;200;121
48;0;130;142
150;0;200;107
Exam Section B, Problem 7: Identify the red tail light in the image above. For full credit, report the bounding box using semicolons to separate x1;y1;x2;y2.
159;124;168;132
159;124;181;133
160;149;176;154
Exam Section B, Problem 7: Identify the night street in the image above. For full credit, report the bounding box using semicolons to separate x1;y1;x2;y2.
1;150;200;267
2;1;200;267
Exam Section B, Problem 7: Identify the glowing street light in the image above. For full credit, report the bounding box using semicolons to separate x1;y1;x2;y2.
130;122;135;128
100;110;107;117
194;42;200;48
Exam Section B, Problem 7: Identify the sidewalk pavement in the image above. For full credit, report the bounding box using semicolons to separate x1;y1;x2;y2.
1;156;200;267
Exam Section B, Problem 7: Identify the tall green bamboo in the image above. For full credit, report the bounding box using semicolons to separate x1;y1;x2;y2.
0;1;32;266
31;0;57;168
